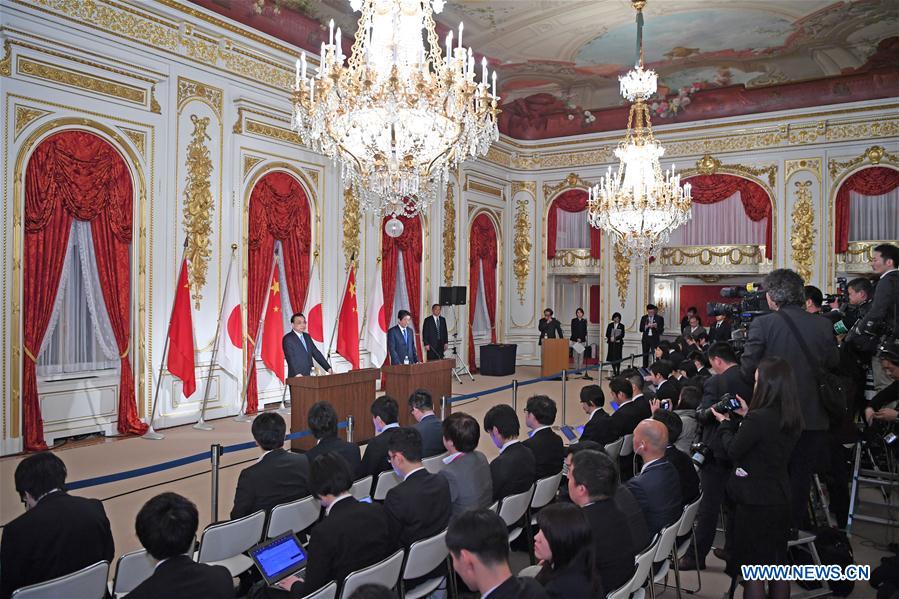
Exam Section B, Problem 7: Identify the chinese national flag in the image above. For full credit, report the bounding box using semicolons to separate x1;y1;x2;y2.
261;265;285;382
167;258;196;397
336;267;361;370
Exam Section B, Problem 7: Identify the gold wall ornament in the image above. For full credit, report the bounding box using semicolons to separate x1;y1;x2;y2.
785;158;823;182
233;108;244;134
183;115;214;310
304;168;320;188
17;56;147;106
1;39;12;76
342;186;361;267
119;127;147;159
513;197;531;304
543;172;594;199
828;145;899;179
177;76;223;117
510;181;536;197
465;177;504;199
614;242;631;308
243;155;264;178
658;245;766;267
245;119;301;145
443;183;456;286
688;153;778;188
13;105;51;138
149;85;161;114
790;180;815;283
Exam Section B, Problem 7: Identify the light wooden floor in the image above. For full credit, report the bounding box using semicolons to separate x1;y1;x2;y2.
1;366;892;597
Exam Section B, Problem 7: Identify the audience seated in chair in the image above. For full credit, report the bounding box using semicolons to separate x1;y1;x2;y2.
268;453;393;598
357;396;401;490
578;385;617;447
672;384;702;454
438;412;493;517
533;503;602;599
648;360;681;405
346;584;397;599
446;509;549;599
522;395;565;479
626;420;682;539
567;449;637;593
484;404;537;502
306;401;361;472
1;452;115;599
408;389;444;458
651;408;700;507
231;412;310;519
125;493;233;599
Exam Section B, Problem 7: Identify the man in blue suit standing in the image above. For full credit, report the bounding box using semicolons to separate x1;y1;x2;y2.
282;313;332;377
387;310;419;365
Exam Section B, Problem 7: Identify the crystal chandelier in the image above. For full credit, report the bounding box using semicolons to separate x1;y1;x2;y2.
293;0;500;218
587;0;692;260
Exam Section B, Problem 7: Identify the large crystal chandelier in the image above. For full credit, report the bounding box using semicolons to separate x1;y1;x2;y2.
587;0;692;260
293;0;500;218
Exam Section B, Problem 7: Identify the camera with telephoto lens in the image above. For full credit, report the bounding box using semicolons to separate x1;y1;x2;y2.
714;393;742;414
690;442;713;468
707;283;771;355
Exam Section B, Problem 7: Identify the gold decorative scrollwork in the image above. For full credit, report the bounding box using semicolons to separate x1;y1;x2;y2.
443;183;456;286
1;39;12;76
233;107;244;134
510;181;537;197
551;249;599;267
614;242;630;308
183;115;214;309
177;77;223;117
243;155;263;178
828;145;899;179
17;56;147;106
659;245;765;266
150;85;161;114
245;119;301;145
543;172;594;199
119;127;147;160
790;181;815;282
785;158;822;182
687;154;778;188
14;105;50;138
465;177;503;199
513;198;531;304
342;186;360;267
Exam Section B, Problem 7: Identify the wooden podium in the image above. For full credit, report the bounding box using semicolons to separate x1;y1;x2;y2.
382;359;454;425
286;368;380;450
541;338;569;377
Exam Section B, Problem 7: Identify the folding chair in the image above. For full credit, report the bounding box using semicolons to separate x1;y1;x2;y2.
518;565;542;578
648;521;681;599
339;548;406;599
422;452;449;474
606;536;657;599
110;549;155;597
498;485;535;544
401;530;448;599
668;494;703;595
373;470;401;501
605;436;626;462
267;495;321;539
196;510;266;577
350;475;373;500
300;581;338;599
528;472;563;563
12;560;109;599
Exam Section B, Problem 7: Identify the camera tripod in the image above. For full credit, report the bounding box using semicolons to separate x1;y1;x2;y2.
449;305;474;383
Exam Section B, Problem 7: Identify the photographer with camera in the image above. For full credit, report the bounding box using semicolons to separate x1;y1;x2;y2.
740;269;840;531
711;357;803;599
856;243;899;392
679;342;753;571
864;339;899;457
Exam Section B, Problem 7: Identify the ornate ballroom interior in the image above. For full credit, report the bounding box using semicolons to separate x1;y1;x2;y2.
0;0;897;458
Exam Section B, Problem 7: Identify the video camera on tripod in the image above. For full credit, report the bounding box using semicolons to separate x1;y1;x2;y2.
706;283;771;352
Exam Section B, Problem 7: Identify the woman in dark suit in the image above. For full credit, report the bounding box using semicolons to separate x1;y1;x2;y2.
712;356;803;599
605;312;625;375
570;308;589;379
534;503;602;598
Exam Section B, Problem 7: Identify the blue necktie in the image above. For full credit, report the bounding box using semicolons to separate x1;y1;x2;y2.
299;334;307;351
403;328;408;348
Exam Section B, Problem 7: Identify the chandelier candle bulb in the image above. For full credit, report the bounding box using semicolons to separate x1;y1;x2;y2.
492;71;497;97
329;19;335;45
458;21;463;49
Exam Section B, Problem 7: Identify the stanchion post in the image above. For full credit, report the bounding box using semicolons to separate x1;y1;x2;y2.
511;379;519;413
210;443;223;523
561;370;568;426
441;396;447;420
346;415;354;443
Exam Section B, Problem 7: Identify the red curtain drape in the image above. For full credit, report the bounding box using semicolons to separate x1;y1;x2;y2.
682;174;773;259
679;285;737;322
23;131;146;450
247;172;311;413
382;215;423;358
546;189;601;259
589;285;601;323
834;166;899;254
468;214;498;373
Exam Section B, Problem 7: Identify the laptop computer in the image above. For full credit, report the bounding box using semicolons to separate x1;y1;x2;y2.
560;424;585;442
249;532;308;587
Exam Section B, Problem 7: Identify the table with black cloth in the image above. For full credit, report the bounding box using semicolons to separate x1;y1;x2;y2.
479;344;517;376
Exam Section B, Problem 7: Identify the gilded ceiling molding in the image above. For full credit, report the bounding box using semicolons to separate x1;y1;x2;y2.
790;180;815;283
0;39;11;76
177;77;223;117
342;187;361;267
183;115;214;310
513;197;531;304
683;154;778;188
658;245;765;267
13;105;51;138
510;181;536;197
245;119;301;145
828;145;899;179
17;56;147;106
243;155;264;178
443;183;456;287
543;172;594;199
119;127;147;160
785;158;822;182
614;242;630;308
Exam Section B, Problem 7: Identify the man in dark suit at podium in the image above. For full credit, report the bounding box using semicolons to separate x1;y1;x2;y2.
422;303;449;361
537;308;564;345
388;310;419;364
282;313;331;377
639;304;664;367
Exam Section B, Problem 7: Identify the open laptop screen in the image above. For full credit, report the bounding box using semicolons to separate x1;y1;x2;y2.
249;532;307;585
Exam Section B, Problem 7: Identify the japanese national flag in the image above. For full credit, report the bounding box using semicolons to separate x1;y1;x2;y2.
216;257;242;378
304;256;324;351
364;262;388;368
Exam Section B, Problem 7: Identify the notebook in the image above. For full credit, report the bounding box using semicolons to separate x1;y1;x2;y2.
249;532;308;587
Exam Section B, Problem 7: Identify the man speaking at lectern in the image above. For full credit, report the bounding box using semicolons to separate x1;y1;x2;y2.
283;313;332;377
388;310;419;365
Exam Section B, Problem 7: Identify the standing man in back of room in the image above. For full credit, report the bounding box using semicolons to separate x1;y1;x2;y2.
422;303;449;361
639;304;664;368
388;310;419;365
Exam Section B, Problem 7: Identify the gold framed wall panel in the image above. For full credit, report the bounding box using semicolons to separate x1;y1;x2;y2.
16;56;149;108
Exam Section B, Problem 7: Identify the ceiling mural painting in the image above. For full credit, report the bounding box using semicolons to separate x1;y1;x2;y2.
189;0;899;140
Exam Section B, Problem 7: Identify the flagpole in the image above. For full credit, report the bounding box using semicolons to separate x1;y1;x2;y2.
193;244;238;431
235;247;279;422
143;237;190;441
325;252;355;361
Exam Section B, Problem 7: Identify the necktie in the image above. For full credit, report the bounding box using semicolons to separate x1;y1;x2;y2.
299;334;307;351
403;328;408;347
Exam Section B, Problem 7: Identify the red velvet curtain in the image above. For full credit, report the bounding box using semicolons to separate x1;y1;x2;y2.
382;215;423;357
834;166;899;254
589;285;601;323
468;215;498;373
679;285;737;322
682;174;773;259
23;131;147;450
546;189;601;259
247;172;311;413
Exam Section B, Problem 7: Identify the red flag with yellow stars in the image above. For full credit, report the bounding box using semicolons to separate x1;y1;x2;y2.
261;264;285;382
167;258;196;397
336;266;360;369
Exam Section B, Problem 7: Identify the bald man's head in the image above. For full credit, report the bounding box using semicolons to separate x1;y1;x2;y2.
633;419;668;461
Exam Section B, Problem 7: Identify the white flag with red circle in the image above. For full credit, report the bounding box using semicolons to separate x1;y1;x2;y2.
364;263;388;367
216;256;242;378
304;256;325;351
